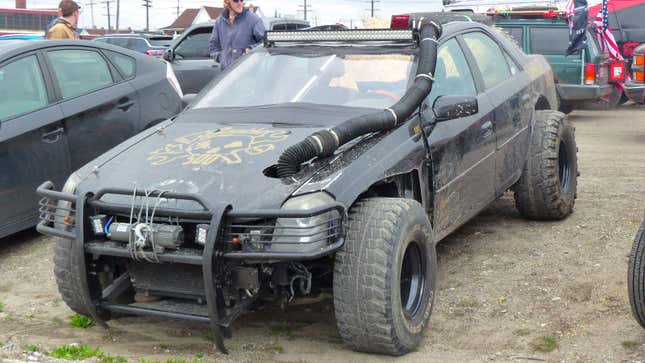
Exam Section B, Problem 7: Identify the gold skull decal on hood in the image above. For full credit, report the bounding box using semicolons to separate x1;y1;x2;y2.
148;128;290;166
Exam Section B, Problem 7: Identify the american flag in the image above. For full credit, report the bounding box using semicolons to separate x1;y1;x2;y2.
594;0;623;60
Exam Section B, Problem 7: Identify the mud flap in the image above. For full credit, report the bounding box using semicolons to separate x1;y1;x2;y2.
202;203;232;354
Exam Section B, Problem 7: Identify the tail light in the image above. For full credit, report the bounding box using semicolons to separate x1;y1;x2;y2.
609;61;625;82
391;14;411;29
164;61;183;98
584;63;596;85
634;54;644;83
146;49;166;57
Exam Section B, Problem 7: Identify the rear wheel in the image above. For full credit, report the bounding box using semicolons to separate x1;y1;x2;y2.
628;219;645;329
514;110;578;220
334;198;436;355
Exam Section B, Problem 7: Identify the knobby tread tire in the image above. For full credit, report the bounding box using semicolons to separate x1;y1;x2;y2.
333;198;436;355
53;237;92;316
628;219;645;329
514;110;578;220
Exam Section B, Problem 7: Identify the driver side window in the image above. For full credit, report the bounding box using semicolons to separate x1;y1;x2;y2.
425;38;477;107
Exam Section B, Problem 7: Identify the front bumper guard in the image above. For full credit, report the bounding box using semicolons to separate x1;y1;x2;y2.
36;181;347;353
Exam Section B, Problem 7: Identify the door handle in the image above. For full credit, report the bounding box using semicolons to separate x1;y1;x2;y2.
117;99;135;111
42;127;64;144
481;121;494;139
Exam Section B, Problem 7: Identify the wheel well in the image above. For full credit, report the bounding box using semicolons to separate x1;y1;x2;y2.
358;171;423;205
535;95;551;110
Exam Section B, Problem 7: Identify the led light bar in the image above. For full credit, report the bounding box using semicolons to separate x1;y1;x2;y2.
265;29;415;45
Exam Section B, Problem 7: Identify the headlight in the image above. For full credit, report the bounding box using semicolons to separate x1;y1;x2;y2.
271;192;338;253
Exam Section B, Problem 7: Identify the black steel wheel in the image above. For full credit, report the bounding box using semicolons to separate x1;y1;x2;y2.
334;198;437;355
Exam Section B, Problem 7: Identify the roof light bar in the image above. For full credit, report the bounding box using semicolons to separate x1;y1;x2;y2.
265;29;415;45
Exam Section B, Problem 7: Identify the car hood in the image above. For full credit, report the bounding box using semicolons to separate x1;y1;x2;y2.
77;104;375;211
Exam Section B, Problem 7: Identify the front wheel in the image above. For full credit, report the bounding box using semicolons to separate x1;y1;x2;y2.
628;219;645;328
333;198;437;355
514;110;578;220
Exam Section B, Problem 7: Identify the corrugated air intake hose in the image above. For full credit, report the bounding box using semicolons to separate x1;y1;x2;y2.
276;18;443;178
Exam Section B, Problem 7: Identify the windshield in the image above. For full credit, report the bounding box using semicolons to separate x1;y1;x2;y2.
193;51;416;110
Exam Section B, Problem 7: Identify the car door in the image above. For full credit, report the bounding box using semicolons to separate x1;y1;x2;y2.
426;37;497;240
43;47;142;170
170;26;222;94
462;31;532;195
0;52;70;238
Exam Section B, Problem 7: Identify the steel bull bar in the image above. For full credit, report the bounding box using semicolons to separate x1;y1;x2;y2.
36;181;347;353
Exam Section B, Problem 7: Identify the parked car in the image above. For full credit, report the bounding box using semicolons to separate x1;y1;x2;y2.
163;18;311;94
303;24;348;31
0;34;43;41
37;13;577;355
492;12;615;113
628;216;645;328
624;43;645;103
0;40;183;239
93;33;174;57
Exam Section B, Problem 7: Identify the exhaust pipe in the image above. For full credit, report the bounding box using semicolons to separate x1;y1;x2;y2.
276;18;443;178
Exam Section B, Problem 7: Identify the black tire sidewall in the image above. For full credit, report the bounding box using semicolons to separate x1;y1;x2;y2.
390;208;437;349
629;220;645;328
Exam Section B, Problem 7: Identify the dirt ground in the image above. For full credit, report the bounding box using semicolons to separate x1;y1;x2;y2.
1;105;644;363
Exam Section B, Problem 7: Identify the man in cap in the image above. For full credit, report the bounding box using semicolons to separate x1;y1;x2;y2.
46;0;81;40
209;0;265;69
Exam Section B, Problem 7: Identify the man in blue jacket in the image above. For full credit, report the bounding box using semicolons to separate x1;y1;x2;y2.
209;0;266;69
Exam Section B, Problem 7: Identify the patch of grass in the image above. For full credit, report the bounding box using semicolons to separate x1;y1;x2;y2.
158;343;169;350
269;321;306;340
69;314;96;329
52;316;63;325
622;340;641;350
50;344;102;360
272;341;284;353
165;359;186;363
0;302;5;312
138;359;159;363
25;344;39;352
100;354;127;363
530;335;558;353
3;314;15;321
513;328;531;337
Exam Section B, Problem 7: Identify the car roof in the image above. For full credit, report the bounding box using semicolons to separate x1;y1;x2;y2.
0;39;148;61
98;33;172;39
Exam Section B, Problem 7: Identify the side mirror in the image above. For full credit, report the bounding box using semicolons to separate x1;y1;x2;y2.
433;95;478;122
162;48;174;62
181;93;198;108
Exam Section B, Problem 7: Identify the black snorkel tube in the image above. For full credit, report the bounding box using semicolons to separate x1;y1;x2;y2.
276;18;443;178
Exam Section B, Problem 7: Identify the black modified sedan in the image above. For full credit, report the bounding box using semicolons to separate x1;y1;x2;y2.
0;40;183;239
38;14;577;355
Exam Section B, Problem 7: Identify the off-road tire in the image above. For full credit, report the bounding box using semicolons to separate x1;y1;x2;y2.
333;198;437;355
514;110;578;220
54;237;98;317
628;219;645;329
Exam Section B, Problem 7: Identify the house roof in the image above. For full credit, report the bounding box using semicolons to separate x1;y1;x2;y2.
162;8;200;30
203;6;224;20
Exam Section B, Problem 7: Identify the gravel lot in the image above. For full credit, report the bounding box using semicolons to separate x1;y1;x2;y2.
1;105;644;362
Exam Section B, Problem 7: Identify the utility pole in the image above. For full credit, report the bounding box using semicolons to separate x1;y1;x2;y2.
364;0;380;18
176;0;180;18
104;0;111;30
298;0;312;21
142;0;152;32
115;0;120;30
87;1;96;28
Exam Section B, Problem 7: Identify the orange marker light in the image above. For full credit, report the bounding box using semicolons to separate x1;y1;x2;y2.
232;237;241;245
64;216;72;225
634;55;644;67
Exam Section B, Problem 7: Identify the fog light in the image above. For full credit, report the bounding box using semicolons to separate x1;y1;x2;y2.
195;224;209;246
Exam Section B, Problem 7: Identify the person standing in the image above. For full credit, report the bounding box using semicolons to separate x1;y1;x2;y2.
46;0;80;40
209;0;266;69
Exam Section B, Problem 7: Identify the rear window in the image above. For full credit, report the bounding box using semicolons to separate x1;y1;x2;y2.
104;50;136;79
149;37;172;47
529;27;573;55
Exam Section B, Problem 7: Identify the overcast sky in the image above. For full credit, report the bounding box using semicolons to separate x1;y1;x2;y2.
0;0;445;30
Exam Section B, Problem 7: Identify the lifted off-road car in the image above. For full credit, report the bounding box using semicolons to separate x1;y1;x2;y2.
37;13;578;355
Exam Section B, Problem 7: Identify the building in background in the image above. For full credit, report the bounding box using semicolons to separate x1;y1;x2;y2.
161;5;261;35
0;0;57;36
